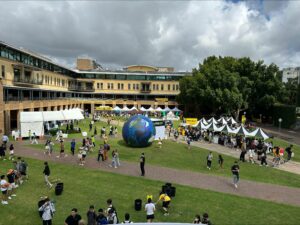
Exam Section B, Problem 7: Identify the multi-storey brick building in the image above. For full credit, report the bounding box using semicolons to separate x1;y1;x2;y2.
0;41;189;134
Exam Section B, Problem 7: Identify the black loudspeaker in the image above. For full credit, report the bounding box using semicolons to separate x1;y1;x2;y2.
55;183;64;196
134;199;142;211
170;186;176;197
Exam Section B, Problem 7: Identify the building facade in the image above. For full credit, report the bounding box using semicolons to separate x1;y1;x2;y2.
282;67;300;83
0;41;189;134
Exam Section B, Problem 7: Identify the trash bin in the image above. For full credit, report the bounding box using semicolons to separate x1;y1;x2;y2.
135;199;142;211
55;183;64;196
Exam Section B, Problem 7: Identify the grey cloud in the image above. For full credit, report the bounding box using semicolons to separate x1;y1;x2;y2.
0;1;300;71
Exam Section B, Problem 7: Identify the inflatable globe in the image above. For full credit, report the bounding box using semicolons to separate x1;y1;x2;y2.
122;115;156;147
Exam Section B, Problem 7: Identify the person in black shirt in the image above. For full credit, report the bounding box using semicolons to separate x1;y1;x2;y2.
65;208;82;225
285;145;293;161
231;161;240;189
43;162;52;189
140;153;145;176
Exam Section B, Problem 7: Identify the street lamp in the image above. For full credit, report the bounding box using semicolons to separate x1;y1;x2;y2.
278;118;283;133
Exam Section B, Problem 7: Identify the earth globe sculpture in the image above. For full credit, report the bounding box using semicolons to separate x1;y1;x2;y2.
122;115;156;147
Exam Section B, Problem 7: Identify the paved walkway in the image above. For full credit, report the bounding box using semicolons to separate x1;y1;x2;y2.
184;140;300;175
13;141;300;207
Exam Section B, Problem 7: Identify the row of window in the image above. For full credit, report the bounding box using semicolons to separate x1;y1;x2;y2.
96;82;179;91
77;73;182;81
0;44;186;81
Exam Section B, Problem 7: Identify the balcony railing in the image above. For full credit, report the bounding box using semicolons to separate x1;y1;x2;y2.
68;86;95;92
13;77;43;85
140;89;151;93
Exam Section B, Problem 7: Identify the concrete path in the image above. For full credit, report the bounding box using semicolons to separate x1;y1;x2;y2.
13;142;300;207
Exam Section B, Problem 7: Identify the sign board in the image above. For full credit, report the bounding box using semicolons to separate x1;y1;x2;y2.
151;119;166;140
185;118;198;125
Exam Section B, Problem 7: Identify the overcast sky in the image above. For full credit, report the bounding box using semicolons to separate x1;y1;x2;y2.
0;0;299;71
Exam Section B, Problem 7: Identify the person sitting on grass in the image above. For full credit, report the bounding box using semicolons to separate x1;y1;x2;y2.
122;213;133;224
1;174;10;205
156;192;171;216
7;169;17;199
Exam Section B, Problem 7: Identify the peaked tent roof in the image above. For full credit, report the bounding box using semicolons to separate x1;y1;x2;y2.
217;117;228;125
253;128;270;140
155;107;163;112
140;107;147;112
227;117;237;124
171;107;182;112
148;107;155;112
122;106;130;111
113;106;122;111
213;123;225;132
164;106;171;111
130;106;138;111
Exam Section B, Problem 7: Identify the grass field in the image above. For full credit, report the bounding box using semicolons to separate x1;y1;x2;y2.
27;119;300;188
0;158;300;225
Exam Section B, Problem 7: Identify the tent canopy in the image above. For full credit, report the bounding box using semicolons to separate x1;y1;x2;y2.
113;106;122;111
171;107;181;112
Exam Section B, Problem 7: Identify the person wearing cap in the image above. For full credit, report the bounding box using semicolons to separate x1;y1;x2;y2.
156;192;171;216
7;169;17;199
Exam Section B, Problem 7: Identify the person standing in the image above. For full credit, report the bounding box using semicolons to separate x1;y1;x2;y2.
218;154;224;169
43;162;52;189
86;205;96;225
187;137;191;150
285;144;293;161
140;153;145;176
31;132;38;144
39;197;55;225
207;152;213;170
70;139;76;156
1;175;9;205
145;198;155;222
231;161;240;189
97;145;104;162
65;208;82;225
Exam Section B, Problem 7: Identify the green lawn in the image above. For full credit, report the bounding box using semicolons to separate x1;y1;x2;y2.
26;118;300;189
0;158;299;225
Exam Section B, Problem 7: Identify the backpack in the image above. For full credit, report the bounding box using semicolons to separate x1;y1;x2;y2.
97;216;108;225
108;206;119;224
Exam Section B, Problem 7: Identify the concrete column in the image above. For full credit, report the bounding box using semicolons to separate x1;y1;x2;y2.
91;103;95;115
0;80;4;135
17;109;23;130
4;110;11;135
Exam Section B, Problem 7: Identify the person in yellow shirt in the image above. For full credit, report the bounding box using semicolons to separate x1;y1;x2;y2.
156;192;171;216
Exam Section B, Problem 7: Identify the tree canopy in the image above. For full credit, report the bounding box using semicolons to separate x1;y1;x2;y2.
177;56;288;118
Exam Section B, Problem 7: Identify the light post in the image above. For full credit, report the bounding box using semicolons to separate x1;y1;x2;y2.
278;118;282;133
259;114;262;123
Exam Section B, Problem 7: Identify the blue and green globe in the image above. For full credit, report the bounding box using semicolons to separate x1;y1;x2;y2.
122;115;156;147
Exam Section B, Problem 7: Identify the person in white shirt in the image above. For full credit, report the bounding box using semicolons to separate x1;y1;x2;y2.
39;197;55;225
145;198;156;223
1;175;9;205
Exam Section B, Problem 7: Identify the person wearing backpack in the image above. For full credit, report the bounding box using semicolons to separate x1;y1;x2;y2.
106;199;118;224
38;197;55;225
96;208;108;225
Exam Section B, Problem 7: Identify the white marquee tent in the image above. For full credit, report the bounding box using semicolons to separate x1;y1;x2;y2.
20;108;84;137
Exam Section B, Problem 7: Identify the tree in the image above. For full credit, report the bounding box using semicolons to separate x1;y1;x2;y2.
177;56;285;119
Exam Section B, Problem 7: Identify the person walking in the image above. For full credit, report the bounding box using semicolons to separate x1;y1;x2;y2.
207;152;213;170
145;198;155;222
140;153;145;176
31;132;38;144
187;137;191;150
70;139;76;156
231;161;240;189
97;145;105;162
43;162;52;189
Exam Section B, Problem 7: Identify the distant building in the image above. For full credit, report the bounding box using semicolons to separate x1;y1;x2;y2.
282;67;300;83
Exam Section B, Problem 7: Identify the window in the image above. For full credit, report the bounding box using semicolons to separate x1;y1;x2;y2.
111;83;114;89
176;84;179;90
100;83;103;89
161;84;164;90
133;84;136;90
173;84;175;90
62;80;65;87
118;83;121;90
97;83;100;89
152;84;155;90
107;83;111;89
1;65;5;78
136;84;139;90
121;83;124;89
128;84;131;90
168;84;171;91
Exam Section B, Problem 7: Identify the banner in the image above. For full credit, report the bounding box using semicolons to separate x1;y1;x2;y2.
185;118;198;125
